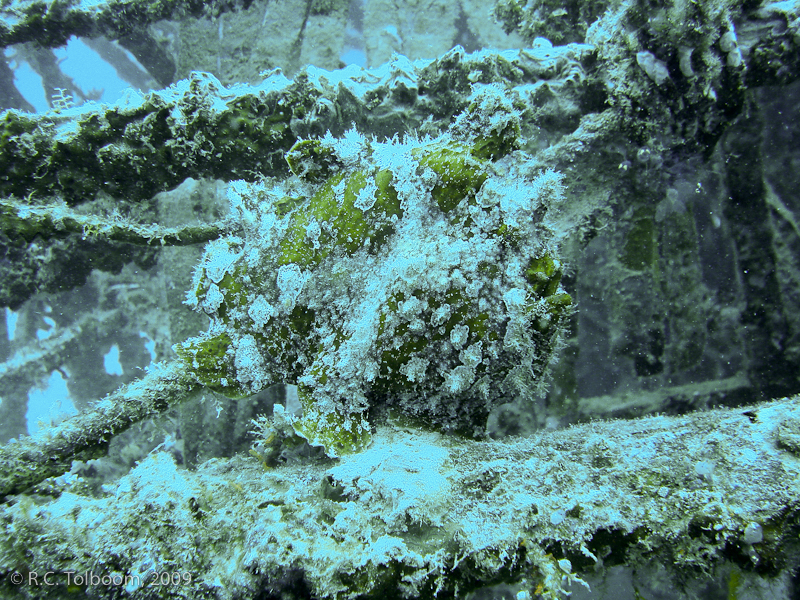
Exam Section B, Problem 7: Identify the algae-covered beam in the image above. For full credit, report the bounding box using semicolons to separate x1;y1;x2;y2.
0;70;303;205
0;221;160;309
495;0;800;153
0;360;199;501
0;0;254;48
1;395;799;599
0;199;227;246
0;46;593;206
2;3;797;209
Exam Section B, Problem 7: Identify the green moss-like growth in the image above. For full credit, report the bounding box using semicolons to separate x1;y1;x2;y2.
413;142;488;212
470;121;521;162
525;254;564;297
309;0;350;15
292;386;372;456
286;138;342;182
220;271;256;326
278;167;402;268
175;333;247;398
621;209;657;271
493;0;607;44
374;288;494;395
0;73;304;205
0;203;60;244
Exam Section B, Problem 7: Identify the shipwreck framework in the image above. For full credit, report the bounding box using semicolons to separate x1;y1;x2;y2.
0;0;800;598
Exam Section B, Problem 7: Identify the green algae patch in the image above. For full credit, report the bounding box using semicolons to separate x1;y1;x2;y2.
278;168;401;268
291;387;372;457
175;333;247;399
413;141;488;212
525;254;564;297
621;209;657;271
286;138;341;182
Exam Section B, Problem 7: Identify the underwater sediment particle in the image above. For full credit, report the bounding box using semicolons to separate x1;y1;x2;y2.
177;117;571;456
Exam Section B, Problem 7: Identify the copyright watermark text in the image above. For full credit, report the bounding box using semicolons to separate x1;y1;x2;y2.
8;570;192;589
